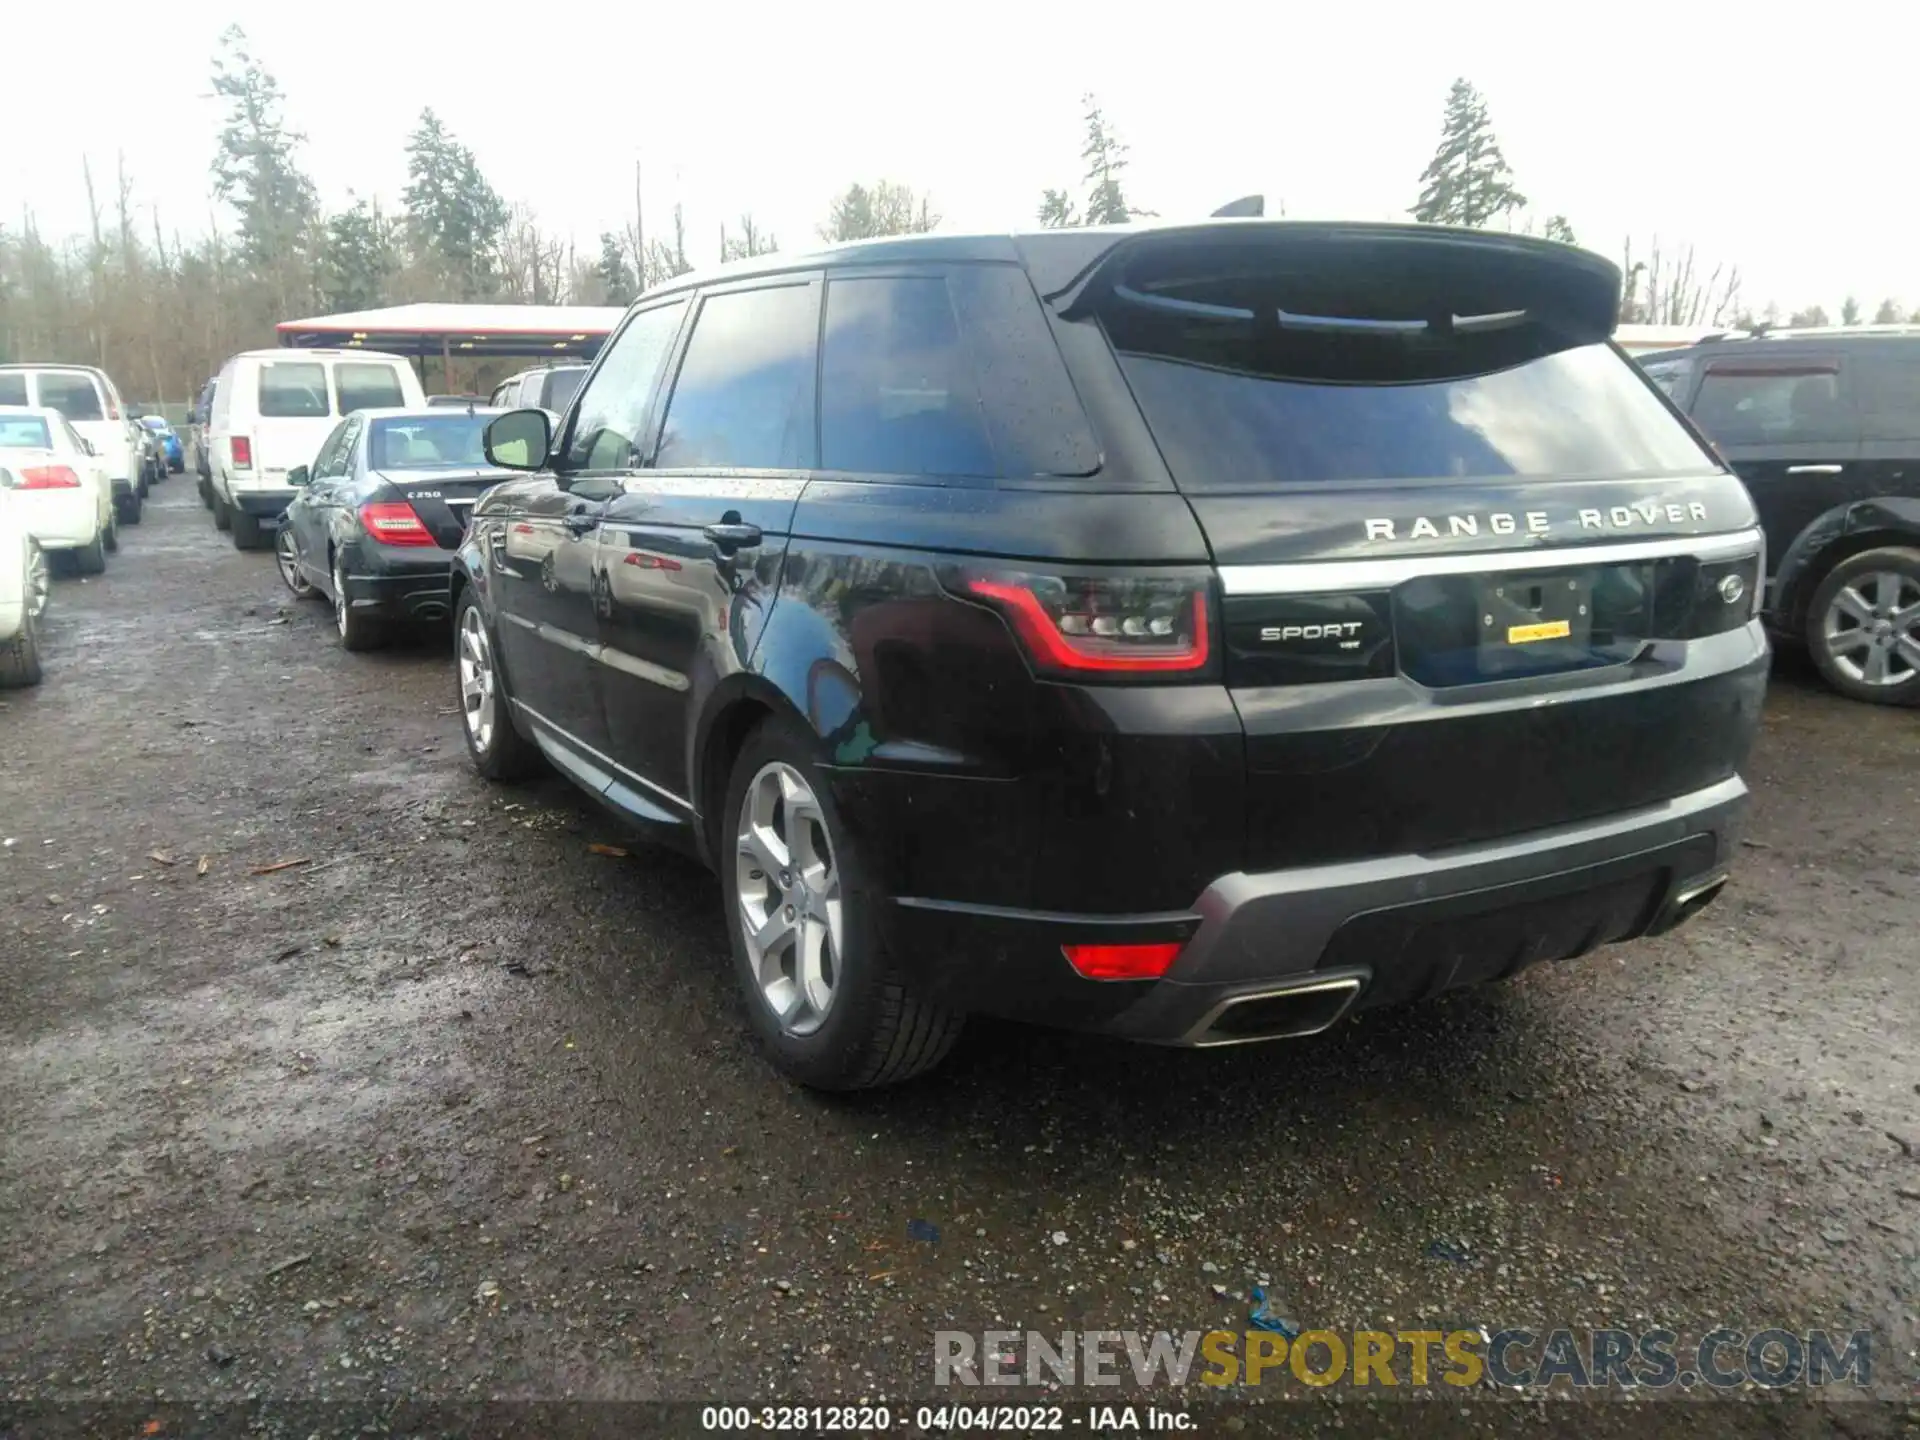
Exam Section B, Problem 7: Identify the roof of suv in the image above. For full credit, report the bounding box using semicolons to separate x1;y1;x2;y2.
635;219;1620;308
1658;326;1920;359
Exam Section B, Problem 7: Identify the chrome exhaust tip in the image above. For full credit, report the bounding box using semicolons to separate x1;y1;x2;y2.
1648;872;1729;935
1185;973;1366;1048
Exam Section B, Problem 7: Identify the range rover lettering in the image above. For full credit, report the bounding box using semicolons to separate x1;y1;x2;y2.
450;221;1769;1089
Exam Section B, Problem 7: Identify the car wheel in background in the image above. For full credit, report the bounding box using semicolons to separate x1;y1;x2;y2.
211;492;232;532
454;591;541;779
0;546;46;688
1807;546;1920;707
230;510;268;551
198;475;213;509
332;554;384;652
116;490;142;526
721;716;963;1090
275;527;316;598
73;528;108;575
101;507;119;554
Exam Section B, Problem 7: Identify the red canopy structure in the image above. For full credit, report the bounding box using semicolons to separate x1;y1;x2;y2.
275;302;628;388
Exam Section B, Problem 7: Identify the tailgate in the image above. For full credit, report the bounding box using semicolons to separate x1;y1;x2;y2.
1089;224;1768;865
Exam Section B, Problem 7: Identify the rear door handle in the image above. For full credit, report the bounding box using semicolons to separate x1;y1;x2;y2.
703;521;762;549
1784;464;1844;475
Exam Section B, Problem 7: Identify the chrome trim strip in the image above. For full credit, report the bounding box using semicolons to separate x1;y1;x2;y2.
1184;973;1366;1049
599;645;690;693
1218;527;1765;596
509;697;691;810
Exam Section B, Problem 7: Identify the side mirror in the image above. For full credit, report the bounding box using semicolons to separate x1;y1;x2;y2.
287;464;311;488
485;408;552;471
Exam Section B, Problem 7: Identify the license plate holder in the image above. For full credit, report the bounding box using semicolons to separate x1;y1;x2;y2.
1477;570;1594;673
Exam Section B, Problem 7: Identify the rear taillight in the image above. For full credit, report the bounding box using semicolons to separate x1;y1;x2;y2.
1062;941;1184;981
948;567;1214;678
360;500;436;547
19;465;81;490
230;435;252;470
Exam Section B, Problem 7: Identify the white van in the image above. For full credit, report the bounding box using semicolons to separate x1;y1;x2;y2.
208;349;425;550
0;364;145;526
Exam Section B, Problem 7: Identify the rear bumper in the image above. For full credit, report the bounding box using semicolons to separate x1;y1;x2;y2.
885;774;1747;1044
234;489;296;518
340;556;457;624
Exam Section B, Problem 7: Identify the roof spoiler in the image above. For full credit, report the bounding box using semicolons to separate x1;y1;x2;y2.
1211;195;1265;218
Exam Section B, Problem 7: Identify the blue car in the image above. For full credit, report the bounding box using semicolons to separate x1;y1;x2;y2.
139;415;183;473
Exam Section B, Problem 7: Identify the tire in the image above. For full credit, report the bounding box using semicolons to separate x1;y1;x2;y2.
198;475;213;509
73;528;108;575
720;716;963;1090
116;489;142;526
212;492;232;532
102;508;119;554
275;526;317;599
454;590;541;779
231;509;269;551
1805;545;1920;707
332;553;385;652
0;546;46;688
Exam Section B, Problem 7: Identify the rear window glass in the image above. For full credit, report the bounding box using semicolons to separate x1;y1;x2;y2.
0;375;27;406
369;414;489;470
35;372;104;421
821;275;997;479
1689;362;1854;446
542;368;587;413
1111;336;1710;489
259;362;330;418
0;415;52;448
336;362;407;413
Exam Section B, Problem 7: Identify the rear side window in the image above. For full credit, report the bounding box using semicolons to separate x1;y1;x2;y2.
36;372;104;421
259;362;329;418
1690;359;1854;446
821;275;996;478
0;415;52;448
1112;335;1709;489
656;283;819;471
1638;355;1693;398
0;375;27;406
1852;350;1920;443
336;362;406;413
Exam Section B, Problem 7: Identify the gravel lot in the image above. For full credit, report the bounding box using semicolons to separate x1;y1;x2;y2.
1;481;1914;1436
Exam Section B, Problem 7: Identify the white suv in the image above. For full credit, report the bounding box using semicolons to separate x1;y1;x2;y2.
207;349;425;550
0;365;144;526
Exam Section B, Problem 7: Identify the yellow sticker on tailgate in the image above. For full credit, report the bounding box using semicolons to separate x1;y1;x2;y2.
1507;619;1573;645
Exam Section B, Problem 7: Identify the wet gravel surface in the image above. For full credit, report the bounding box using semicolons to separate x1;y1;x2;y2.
0;481;1915;1437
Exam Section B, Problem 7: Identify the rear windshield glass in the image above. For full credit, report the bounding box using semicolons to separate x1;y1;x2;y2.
259;362;329;418
35;372;104;421
0;375;27;406
542;368;587;413
0;415;53;448
369;414;488;470
337;362;407;413
1111;335;1711;490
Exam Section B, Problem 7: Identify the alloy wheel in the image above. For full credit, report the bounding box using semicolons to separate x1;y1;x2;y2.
333;558;350;638
457;606;497;751
735;761;844;1037
24;545;48;619
276;528;309;595
1821;570;1920;689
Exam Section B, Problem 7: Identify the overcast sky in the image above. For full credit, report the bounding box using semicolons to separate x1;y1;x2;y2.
7;1;1912;315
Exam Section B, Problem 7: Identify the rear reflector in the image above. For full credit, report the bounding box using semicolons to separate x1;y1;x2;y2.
18;465;81;490
1062;941;1184;981
360;500;437;547
230;435;253;470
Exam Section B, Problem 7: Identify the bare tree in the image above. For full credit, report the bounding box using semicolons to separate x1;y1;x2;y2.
1618;237;1742;327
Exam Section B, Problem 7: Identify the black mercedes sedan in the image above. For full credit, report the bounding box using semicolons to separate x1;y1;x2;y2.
275;406;511;650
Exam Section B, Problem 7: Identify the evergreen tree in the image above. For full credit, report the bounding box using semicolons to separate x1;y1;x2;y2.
1840;295;1862;326
1873;297;1904;324
317;197;398;313
595;231;636;304
819;182;938;242
208;26;317;296
1037;189;1078;228
1788;305;1831;328
402;108;510;300
1411;79;1528;229
1541;215;1577;245
1079;95;1140;226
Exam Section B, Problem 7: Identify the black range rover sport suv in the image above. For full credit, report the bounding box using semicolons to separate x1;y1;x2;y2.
453;221;1769;1089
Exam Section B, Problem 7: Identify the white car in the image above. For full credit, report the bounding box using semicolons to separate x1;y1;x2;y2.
207;348;425;550
0;471;51;687
0;406;117;573
0;364;144;527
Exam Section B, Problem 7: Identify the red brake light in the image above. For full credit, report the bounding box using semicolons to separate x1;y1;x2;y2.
230;435;253;469
1062;941;1184;981
360;500;437;547
19;465;82;490
954;569;1212;676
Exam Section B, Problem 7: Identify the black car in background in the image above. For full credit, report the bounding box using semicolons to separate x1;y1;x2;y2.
1643;330;1920;705
275;406;509;651
453;221;1768;1089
